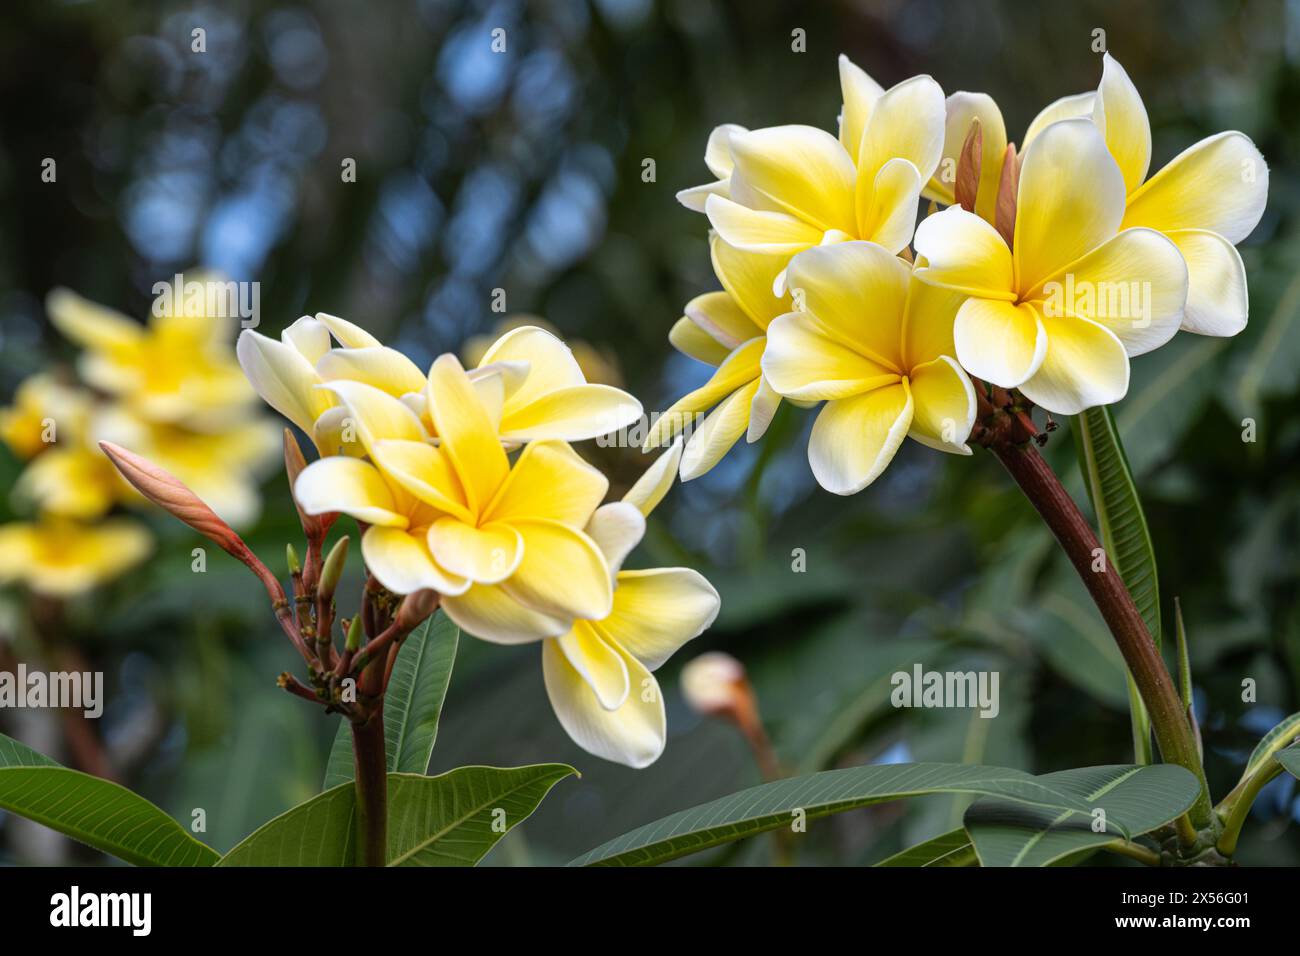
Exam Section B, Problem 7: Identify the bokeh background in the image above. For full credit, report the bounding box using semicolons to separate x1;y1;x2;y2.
2;0;1299;865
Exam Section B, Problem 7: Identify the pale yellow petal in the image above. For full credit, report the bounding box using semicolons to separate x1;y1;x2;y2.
425;354;509;516
710;234;790;329
369;438;471;522
623;439;682;516
442;583;569;644
856;74;946;186
1018;311;1130;415
315;312;383;348
762;311;899;401
643;337;764;449
837;54;885;159
1021;90;1096;151
704;193;823;255
680;377;761;481
907;355;975;455
500;519;613;621
426;518;523;584
925;91;1009;222
683;292;764;350
485;439;608;525
704;123;746;178
584;501;646;578
361;524;470;596
478;325;584;406
669;316;731;365
1093;53;1151;194
316;379;427;456
46;289;141;354
902;272;965;369
557;622;629;711
807;381;913;495
316;346;427;396
281;316;331;364
953;298;1047;389
295;457;408;527
856;157;926;255
1121;131;1269;244
913;206;1016;298
500;384;642;442
728;125;858;233
1165;228;1248;336
600;567;720;670
236;329;326;435
747;376;781;442
1015;118;1127;292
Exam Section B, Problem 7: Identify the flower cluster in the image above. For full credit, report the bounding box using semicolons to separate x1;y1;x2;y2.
236;318;720;767
0;279;278;596
652;53;1267;492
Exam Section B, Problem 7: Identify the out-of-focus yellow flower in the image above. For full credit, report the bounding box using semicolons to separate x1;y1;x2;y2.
541;440;721;767
0;516;150;598
294;355;614;643
913;119;1190;415
644;235;789;479
680;56;945;261
47;284;255;427
0;374;91;461
761;242;976;494
240;316;640;450
462;316;625;388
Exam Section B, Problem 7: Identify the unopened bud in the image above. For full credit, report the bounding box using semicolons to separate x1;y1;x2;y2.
286;543;302;576
394;589;440;632
681;652;749;718
283;428;320;536
319;535;350;598
345;615;364;652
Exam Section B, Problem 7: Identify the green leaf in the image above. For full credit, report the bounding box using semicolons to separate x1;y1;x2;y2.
1277;744;1300;780
875;827;977;867
323;611;459;789
220;764;574;866
568;763;1096;867
0;733;219;867
1242;712;1300;781
964;764;1200;867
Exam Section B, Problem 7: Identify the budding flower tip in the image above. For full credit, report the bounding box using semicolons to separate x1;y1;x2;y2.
286;543;302;576
345;615;364;652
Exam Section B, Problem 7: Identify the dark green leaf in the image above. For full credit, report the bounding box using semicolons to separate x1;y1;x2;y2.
874;827;976;867
221;764;574;866
568;763;1095;867
964;764;1199;867
0;734;219;867
1278;744;1300;780
1242;712;1300;781
323;611;459;789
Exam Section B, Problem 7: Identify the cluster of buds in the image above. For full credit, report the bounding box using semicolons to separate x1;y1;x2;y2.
100;431;440;727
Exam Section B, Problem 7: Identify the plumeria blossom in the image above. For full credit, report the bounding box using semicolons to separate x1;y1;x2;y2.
920;54;1267;336
239;316;641;450
0;516;150;598
542;439;721;767
913;118;1189;415
47;285;256;427
679;56;945;262
643;235;789;479
294;354;614;644
760;241;975;494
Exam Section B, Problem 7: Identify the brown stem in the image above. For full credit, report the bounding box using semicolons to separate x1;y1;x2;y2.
351;658;388;866
990;440;1213;827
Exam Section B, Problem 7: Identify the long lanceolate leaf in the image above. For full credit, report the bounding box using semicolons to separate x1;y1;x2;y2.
323;611;459;789
568;763;1099;867
1074;406;1162;763
0;734;219;867
874;827;977;867
221;764;574;866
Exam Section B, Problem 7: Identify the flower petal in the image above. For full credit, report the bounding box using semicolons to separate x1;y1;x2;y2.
680;377;761;480
369;439;471;521
624;439;683;516
747;376;781;442
855;157;926;254
425;354;509;516
316;346;427;396
907;355;975;455
280;316;331;364
46;289;141;353
500;384;642;442
705;193;823;255
600;567;720;670
236;329;328;436
683;292;764;351
710;234;791;329
727;125;858;234
542;637;666;768
478;325;585;407
1093;54;1151;194
902;272;966;369
361;524;469;596
643;337;764;448
584;501;646;577
316;379;427;456
925;91;1009;222
485;439;608;525
442;583;569;644
762;311;899;401
808;381;914;495
913;206;1016;299
315;312;382;348
785;240;911;370
669;316;731;365
1021;91;1096;152
1165;228;1248;336
837;54;885;158
856;74;946;186
1015;118;1127;292
295;457;407;527
1018;310;1130;415
1121;131;1269;244
1032;227;1187;356
426;518;523;584
557;623;630;711
704;123;746;178
953;298;1047;389
500;519;614;621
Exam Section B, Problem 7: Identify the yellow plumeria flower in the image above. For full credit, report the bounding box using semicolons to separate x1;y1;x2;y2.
913;118;1189;415
0;516;150;598
921;54;1267;336
679;57;944;261
47;284;255;427
0;374;91;461
542;439;721;767
294;355;613;643
644;235;789;479
11;440;125;520
240;317;640;449
760;241;975;494
462;316;626;388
